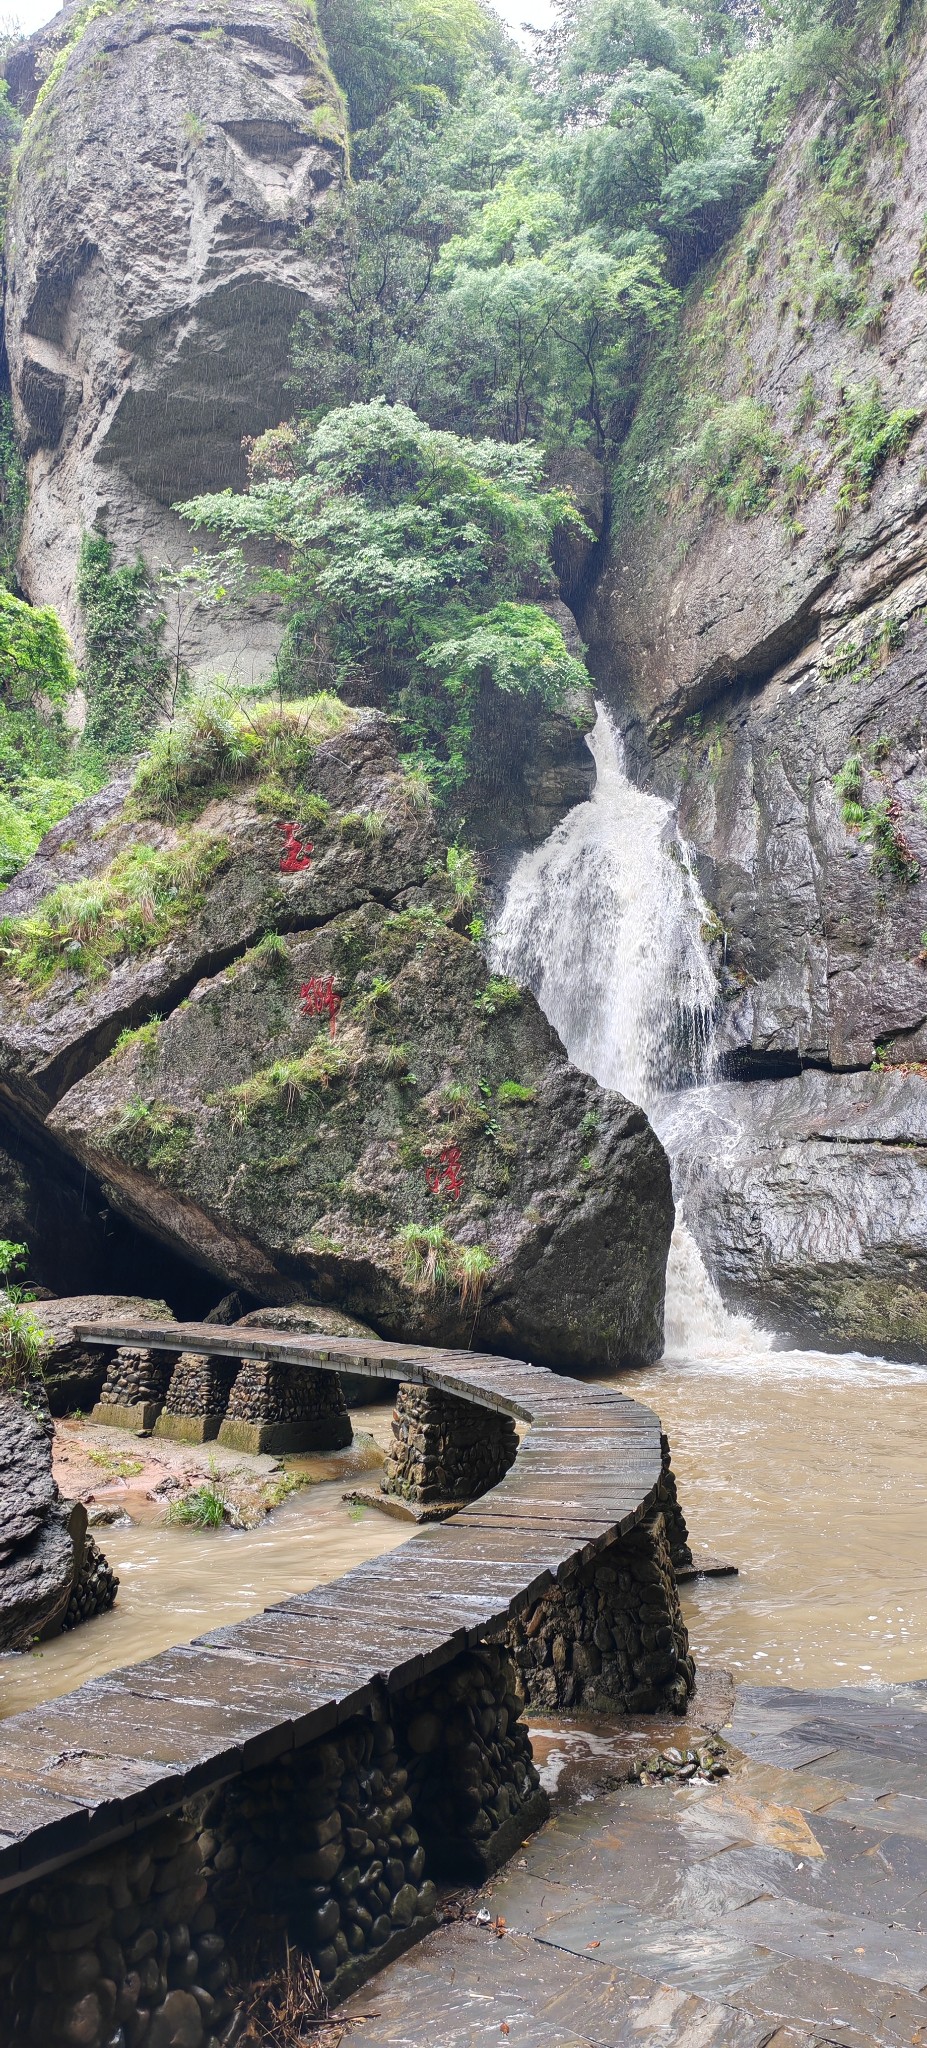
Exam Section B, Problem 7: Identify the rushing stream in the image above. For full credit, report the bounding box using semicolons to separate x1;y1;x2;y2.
0;1407;411;1719
493;704;927;1690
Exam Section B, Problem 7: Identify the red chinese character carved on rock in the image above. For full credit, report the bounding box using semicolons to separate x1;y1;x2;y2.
277;821;313;873
300;975;341;1038
425;1144;464;1201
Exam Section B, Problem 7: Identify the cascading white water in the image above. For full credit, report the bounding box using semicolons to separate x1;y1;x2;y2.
491;703;769;1359
491;707;717;1107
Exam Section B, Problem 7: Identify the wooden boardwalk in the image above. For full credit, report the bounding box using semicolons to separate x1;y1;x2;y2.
0;1321;666;1895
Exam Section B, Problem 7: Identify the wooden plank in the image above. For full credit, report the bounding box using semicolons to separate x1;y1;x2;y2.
1;1314;672;1890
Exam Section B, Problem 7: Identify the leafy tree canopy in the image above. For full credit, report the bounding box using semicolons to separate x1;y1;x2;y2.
178;400;589;802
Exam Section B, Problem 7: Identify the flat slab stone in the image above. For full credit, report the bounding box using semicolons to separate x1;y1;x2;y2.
153;1412;223;1444
346;1487;461;1523
676;1551;739;1580
91;1400;162;1432
341;1679;927;2047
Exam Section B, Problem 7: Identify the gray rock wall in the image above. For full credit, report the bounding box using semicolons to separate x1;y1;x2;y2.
662;1070;927;1357
576;24;927;1350
584;25;927;1080
0;1391;116;1649
4;0;346;684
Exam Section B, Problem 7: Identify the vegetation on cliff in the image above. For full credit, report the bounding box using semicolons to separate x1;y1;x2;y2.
0;0;915;878
180;402;589;800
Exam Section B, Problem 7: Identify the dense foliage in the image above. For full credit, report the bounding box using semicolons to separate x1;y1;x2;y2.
2;0;919;870
77;534;173;756
180;402;589;798
291;0;850;457
0;589;96;884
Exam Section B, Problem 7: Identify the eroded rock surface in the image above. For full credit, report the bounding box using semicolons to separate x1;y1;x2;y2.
0;1393;78;1648
663;1072;927;1356
0;714;673;1370
585;32;927;1078
4;0;346;681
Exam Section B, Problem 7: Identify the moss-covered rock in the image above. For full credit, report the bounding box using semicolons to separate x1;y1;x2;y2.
0;711;673;1369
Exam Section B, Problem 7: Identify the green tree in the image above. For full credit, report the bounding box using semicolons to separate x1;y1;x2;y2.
178;400;589;801
0;588;98;886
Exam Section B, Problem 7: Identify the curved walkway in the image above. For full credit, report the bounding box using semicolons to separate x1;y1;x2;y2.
0;1320;666;1893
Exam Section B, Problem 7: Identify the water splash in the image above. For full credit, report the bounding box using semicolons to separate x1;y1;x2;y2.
491;702;766;1360
491;706;717;1107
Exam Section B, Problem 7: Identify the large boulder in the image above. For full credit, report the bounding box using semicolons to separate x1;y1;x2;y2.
662;1071;927;1358
0;711;673;1371
4;0;346;683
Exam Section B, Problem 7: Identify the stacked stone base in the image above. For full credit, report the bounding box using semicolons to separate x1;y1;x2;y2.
0;1813;236;2048
507;1511;695;1717
154;1353;240;1445
92;1347;176;1433
91;1343;353;1455
201;1704;438;2002
382;1383;517;1505
61;1532;119;1632
393;1645;546;1879
217;1357;352;1454
658;1433;693;1569
0;1649;546;2047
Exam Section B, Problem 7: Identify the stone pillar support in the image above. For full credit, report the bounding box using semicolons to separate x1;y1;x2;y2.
506;1510;695;1717
382;1383;517;1507
658;1431;693;1569
217;1355;352;1454
155;1351;241;1444
91;1347;176;1431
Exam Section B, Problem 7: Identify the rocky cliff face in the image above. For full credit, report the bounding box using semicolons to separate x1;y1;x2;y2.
0;711;674;1370
581;26;927;1353
587;33;927;1077
662;1072;927;1357
4;0;346;681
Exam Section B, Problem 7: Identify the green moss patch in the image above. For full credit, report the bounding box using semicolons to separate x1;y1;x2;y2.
0;832;230;993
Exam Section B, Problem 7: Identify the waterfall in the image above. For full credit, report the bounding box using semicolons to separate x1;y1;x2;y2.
491;707;716;1106
491;703;769;1359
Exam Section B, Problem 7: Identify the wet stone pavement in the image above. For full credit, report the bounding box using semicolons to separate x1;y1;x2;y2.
340;1680;927;2046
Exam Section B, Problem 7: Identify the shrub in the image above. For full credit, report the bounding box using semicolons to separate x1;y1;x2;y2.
835;753;919;884
224;1036;353;1123
130;688;348;821
167;1481;230;1528
830;384;921;515
398;1221;453;1293
177;402;589;804
473;975;522;1016
0;1241;45;1393
398;1224;495;1306
496;1080;535;1104
676;398;788;519
77;533;172;757
0;833;229;991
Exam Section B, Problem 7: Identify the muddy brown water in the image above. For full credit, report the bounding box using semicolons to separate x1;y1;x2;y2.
621;1337;927;1691
0;1404;412;1719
